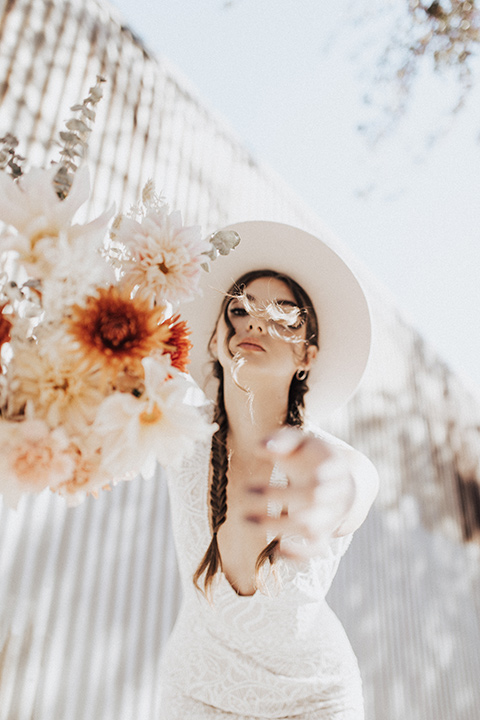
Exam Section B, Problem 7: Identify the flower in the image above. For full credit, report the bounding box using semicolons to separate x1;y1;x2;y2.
65;286;181;382
7;330;105;433
0;165;114;287
115;207;210;306
0;165;89;240
93;356;214;480
39;210;115;318
0;305;12;356
0;82;230;508
159;315;191;373
0;419;75;509
53;441;114;506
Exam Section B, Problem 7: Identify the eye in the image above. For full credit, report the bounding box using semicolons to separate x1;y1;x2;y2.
228;305;248;317
286;311;307;330
271;306;306;330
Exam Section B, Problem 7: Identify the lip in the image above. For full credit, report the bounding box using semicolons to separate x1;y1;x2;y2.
236;340;265;352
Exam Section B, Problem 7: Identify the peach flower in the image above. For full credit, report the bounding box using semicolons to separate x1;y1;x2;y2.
0;419;75;509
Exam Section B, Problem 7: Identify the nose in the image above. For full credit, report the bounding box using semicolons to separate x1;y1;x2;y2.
247;314;266;333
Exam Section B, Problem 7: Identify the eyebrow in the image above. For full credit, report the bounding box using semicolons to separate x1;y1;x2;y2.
242;293;298;308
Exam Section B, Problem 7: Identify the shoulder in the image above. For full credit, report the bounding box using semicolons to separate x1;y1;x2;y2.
303;422;354;452
304;422;379;504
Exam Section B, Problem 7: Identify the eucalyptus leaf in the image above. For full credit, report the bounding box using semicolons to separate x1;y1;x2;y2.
65;119;91;133
208;230;241;259
82;106;96;122
59;131;80;144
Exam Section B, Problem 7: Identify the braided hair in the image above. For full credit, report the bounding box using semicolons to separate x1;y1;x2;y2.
193;270;319;599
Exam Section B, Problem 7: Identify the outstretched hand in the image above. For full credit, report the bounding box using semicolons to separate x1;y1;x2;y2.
244;427;378;560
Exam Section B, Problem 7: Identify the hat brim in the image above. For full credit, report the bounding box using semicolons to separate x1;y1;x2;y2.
179;221;371;422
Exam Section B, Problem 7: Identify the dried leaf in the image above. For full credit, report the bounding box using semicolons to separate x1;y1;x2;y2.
88;86;104;102
210;230;241;255
59;131;80;144
0;133;19;148
8;160;22;178
65;119;91;133
82;106;96;122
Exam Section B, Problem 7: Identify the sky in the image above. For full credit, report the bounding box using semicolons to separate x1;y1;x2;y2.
111;0;480;397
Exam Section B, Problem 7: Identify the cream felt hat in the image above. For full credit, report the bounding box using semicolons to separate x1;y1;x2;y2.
180;221;371;421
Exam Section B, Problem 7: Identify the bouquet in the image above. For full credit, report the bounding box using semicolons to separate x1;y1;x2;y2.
0;77;239;509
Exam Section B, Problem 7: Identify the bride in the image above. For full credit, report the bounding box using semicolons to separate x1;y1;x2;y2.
158;221;379;719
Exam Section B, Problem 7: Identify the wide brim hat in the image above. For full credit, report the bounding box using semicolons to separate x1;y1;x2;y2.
180;221;371;422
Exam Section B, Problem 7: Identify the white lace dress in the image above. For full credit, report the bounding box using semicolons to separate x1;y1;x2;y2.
159;433;364;719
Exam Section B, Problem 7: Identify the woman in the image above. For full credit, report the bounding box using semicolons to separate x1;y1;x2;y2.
159;221;379;719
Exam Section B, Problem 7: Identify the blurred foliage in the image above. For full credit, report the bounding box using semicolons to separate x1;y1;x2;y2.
406;1;479;70
224;1;480;138
390;2;479;106
355;1;480;139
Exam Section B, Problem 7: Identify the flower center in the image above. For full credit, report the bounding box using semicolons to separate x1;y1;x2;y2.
98;312;139;350
139;404;162;425
14;446;53;480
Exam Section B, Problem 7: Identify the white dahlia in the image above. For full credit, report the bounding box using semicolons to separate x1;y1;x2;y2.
116;208;210;307
93;356;214;480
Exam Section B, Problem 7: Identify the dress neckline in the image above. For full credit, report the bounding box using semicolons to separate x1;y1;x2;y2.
203;444;286;599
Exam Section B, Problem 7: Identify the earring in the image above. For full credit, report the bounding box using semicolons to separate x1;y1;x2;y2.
296;368;307;381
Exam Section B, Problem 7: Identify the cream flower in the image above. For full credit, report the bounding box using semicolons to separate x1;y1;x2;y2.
93;356;214;480
40;216;115;318
53;440;114;506
0;165;89;239
0;418;75;509
7;329;105;434
116;208;210;306
0;165;114;285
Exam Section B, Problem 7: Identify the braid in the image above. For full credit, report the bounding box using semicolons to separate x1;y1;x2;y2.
193;365;229;599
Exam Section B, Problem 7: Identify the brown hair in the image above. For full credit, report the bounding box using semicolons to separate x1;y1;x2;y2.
193;270;319;599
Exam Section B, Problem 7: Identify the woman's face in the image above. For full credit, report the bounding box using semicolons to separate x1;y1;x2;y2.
211;276;317;384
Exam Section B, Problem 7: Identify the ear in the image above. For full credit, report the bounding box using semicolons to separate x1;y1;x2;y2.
209;330;218;359
304;344;318;371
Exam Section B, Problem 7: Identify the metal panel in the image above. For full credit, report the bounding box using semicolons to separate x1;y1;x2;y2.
0;0;479;717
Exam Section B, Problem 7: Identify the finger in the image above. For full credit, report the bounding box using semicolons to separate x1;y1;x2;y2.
246;471;334;503
245;505;343;541
244;484;315;515
243;513;316;541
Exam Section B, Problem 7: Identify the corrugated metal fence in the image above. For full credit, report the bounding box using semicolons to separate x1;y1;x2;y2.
1;0;479;718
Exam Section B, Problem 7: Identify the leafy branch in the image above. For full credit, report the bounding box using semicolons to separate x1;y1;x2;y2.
0;134;25;179
52;75;106;199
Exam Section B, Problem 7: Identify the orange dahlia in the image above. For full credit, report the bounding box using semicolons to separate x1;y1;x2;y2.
163;315;191;373
0;307;12;372
0;306;12;346
65;286;175;381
